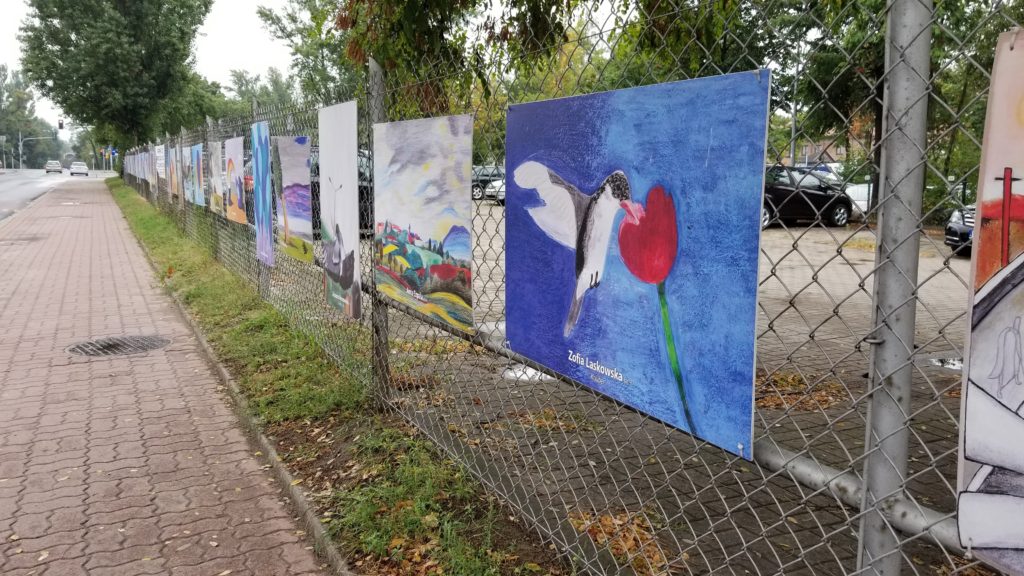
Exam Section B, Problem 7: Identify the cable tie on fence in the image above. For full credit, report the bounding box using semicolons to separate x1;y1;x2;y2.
863;337;885;345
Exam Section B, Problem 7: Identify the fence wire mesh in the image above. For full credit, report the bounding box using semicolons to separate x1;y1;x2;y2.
121;2;1024;574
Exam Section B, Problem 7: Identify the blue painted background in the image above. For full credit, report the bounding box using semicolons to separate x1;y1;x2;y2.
505;71;770;458
252;121;274;266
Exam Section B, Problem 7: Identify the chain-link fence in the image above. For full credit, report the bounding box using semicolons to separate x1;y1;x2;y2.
120;2;1024;574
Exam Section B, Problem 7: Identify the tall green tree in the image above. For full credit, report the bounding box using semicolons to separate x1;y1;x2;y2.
19;0;213;146
258;0;360;104
155;73;249;134
226;68;297;110
0;65;63;169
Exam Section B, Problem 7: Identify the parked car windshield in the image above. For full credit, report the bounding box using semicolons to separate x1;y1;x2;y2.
766;166;791;185
793;169;832;188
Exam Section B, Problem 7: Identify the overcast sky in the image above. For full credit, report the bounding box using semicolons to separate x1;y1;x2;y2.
0;0;294;135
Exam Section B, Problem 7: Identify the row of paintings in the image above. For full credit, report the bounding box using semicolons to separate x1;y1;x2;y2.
128;71;772;462
117;38;1024;568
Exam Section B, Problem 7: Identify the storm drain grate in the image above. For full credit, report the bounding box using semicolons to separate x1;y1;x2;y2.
67;335;170;357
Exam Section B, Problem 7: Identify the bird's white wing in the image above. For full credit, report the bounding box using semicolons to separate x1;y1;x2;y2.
514;161;587;249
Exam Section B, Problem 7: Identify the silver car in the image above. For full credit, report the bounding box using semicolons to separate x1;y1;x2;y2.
69;162;89;176
45;160;62;174
485;179;505;205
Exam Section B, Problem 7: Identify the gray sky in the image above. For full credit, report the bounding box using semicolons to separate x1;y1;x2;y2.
0;0;293;133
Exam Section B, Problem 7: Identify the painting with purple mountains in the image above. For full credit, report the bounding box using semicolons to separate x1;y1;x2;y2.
373;115;474;332
274;135;314;262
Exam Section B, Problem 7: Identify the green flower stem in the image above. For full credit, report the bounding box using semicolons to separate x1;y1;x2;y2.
658;281;697;435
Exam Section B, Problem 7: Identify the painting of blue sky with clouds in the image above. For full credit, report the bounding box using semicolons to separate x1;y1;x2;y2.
505;71;770;458
373;115;474;332
273;136;314;262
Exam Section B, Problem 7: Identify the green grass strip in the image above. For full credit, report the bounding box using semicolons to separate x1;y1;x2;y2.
107;179;563;576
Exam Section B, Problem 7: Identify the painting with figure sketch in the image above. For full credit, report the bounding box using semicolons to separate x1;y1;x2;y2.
373;115;473;332
166;146;178;200
155;145;165;192
224;137;247;224
181;146;193;203
319;101;361;319
273;136;314;262
959;31;1024;575
505;71;770;458
208;141;225;215
252;121;274;266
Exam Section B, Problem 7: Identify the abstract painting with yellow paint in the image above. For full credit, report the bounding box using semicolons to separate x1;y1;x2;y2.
372;115;474;332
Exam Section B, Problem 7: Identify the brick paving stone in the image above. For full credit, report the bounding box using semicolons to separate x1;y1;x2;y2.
0;180;324;574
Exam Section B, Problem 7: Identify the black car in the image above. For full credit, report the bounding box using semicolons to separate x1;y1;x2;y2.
763;165;853;228
944;204;975;256
472;165;504;200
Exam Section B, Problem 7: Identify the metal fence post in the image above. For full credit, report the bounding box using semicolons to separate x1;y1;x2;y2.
858;0;933;573
367;56;391;406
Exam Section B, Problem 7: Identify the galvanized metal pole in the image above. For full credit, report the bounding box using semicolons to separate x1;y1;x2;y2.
368;57;391;407
858;0;933;573
790;42;800;165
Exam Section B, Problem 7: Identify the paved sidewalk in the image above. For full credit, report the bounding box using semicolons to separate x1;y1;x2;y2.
0;180;324;575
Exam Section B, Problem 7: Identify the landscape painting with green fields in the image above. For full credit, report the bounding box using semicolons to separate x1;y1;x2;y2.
372;115;474;332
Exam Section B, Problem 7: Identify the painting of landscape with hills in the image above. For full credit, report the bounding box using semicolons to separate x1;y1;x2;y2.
274;135;314;262
372;115;474;331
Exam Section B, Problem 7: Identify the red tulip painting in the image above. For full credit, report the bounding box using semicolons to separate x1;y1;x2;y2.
506;70;770;458
618;185;696;434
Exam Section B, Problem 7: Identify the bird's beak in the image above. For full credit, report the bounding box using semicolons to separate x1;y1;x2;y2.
621;200;644;225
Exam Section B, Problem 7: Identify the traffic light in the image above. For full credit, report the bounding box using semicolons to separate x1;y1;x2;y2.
58;119;64;129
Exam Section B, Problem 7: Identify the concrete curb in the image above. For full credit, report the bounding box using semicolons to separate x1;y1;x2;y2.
113;184;355;576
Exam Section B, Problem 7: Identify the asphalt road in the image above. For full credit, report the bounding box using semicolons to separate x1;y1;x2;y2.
0;169;109;222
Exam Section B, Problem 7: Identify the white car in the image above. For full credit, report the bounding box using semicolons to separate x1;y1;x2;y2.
485;179;505;205
69;162;89;176
846;183;871;216
45;160;62;174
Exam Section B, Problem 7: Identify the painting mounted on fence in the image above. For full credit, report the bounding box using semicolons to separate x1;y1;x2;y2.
155;145;165;182
208;141;225;215
188;143;206;207
224;137;247;224
373;114;473;332
252;121;274;266
273;135;314;262
505;71;770;458
318;101;361;319
168;146;181;202
958;31;1024;575
181;146;193;203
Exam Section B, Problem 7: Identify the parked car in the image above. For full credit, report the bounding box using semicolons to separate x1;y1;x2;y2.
845;183;871;216
763;165;853;228
69;162;89;176
485;179;505;205
473;165;504;200
357;149;373;234
797;162;843;179
45;160;62;174
945;204;975;256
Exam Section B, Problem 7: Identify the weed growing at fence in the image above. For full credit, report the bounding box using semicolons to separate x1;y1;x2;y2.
107;178;566;576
